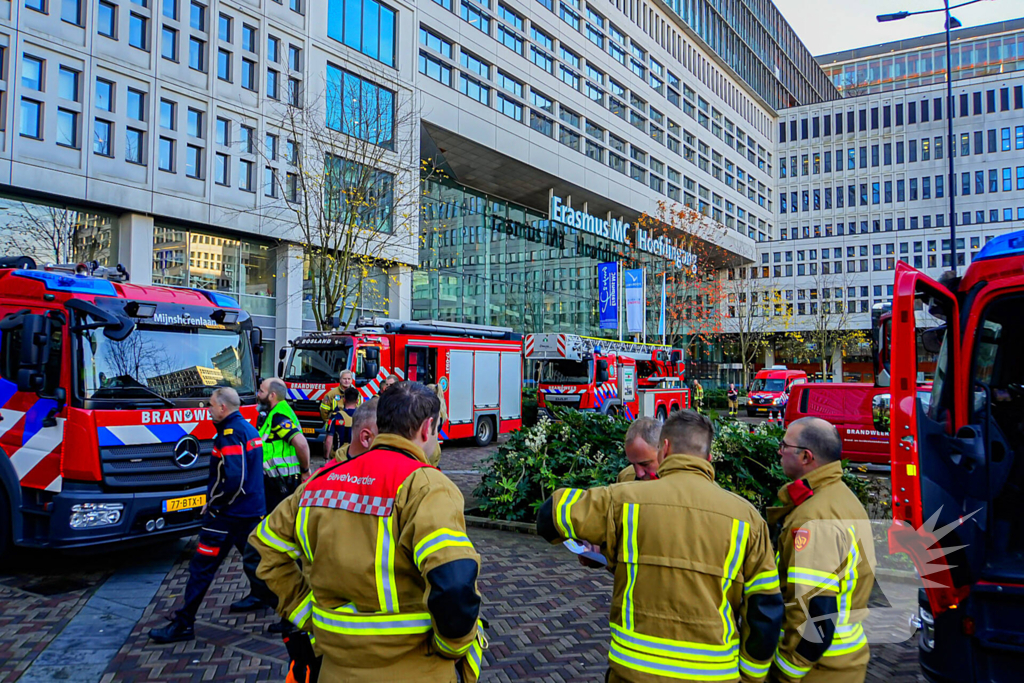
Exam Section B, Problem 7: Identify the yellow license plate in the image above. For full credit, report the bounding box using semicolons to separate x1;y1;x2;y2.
302;427;315;434
162;494;206;513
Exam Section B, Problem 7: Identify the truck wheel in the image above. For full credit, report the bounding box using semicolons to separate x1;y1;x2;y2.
656;407;668;421
474;417;494;447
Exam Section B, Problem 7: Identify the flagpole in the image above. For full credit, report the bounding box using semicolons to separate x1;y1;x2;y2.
617;261;623;342
642;268;647;345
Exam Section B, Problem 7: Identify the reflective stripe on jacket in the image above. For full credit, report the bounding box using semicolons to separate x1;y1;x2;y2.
259;400;302;478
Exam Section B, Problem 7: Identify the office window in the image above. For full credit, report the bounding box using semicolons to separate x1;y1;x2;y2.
58;67;80;102
93;119;113;156
162;26;178;60
127;88;145;120
267;69;279;99
95;79;114;112
242;24;257;52
62;0;83;25
56;109;78;148
267;36;279;63
326;0;398;66
189;37;205;71
990;169;998;193
160;99;175;129
264;166;276;196
26;0;45;11
241;59;256;90
498;25;523;54
215;152;229;184
238;159;254;190
187;108;203;138
130;13;149;50
326;64;396;148
190;1;206;31
98;1;117;36
289;76;301;104
1002;127;1011;151
239;124;253;153
1004;167;1012;192
460;74;489;105
289;45;302;71
418;52;451;86
22;56;44;92
218;13;231;42
126;128;144;163
217;49;231;81
215;117;229;145
183;144;202;178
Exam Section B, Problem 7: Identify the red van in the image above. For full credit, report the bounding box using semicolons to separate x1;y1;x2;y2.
745;366;807;417
784;382;932;465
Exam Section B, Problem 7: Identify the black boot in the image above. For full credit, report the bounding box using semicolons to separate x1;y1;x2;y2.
230;594;268;612
267;617;293;634
149;616;195;644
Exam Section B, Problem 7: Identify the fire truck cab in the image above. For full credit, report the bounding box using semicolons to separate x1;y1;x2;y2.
280;319;523;446
526;333;689;420
874;233;1024;681
0;257;262;557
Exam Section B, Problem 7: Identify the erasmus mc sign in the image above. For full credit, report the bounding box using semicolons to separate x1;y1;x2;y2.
549;194;699;272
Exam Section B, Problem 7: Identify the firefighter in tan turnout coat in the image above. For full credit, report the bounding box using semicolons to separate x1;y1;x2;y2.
769;417;875;683
250;382;485;683
538;410;785;682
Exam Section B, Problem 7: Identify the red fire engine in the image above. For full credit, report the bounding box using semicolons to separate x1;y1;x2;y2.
279;319;522;446
525;333;690;420
875;232;1024;681
0;257;263;556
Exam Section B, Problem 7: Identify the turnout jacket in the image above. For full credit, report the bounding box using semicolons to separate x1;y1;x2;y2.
767;461;875;682
539;454;784;683
207;411;265;519
249;434;485;683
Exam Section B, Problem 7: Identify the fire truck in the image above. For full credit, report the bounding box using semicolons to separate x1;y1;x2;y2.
874;234;1024;681
0;257;263;557
525;333;690;420
279;319;522;447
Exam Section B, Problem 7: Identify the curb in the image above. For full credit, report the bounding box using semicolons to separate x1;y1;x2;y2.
875;567;920;585
465;514;537;535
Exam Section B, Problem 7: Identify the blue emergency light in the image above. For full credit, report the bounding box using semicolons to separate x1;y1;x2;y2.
196;289;240;308
975;229;1024;262
13;269;118;296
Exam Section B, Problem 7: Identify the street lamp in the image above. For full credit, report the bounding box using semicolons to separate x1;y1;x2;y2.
877;0;988;273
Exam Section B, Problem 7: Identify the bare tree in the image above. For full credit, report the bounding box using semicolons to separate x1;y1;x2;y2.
250;63;424;330
1;202;111;264
721;269;794;387
787;270;866;380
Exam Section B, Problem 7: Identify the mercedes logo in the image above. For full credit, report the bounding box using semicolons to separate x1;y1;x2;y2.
173;436;201;469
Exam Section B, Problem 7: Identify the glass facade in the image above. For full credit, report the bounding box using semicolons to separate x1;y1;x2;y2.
822;24;1024;95
416;174;710;339
0;193;116;266
152;226;277;316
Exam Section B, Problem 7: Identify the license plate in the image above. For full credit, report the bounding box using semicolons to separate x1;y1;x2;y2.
162;494;206;513
302;427;315;434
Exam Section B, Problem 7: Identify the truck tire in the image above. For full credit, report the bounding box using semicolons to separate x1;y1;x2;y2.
474;416;494;447
656;407;668;421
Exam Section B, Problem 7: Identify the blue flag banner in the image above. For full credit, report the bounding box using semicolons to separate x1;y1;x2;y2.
625;268;645;334
598;262;619;330
658;272;666;337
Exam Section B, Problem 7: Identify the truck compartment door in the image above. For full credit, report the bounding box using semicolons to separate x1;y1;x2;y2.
499;352;521;420
889;262;970;614
448;350;474;425
474;352;499;409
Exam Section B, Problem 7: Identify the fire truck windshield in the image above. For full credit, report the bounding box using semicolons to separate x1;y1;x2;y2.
80;325;256;400
284;346;352;383
750;378;786;393
540;359;592;384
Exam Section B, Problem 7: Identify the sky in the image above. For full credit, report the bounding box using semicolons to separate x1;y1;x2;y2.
773;0;1019;57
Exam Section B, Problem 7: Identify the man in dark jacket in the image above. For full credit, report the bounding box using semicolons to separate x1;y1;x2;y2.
149;387;275;643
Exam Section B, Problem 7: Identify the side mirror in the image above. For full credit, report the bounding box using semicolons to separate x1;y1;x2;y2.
278;347;287;361
872;393;891;433
596;359;609;384
277;361;285;377
365;360;379;379
921;325;946;355
1;313;54;393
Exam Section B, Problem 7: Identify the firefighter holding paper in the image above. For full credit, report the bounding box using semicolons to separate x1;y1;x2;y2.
769;417;875;683
250;381;485;682
537;410;784;682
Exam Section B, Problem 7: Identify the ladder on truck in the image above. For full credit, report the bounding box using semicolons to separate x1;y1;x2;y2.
525;333;671;361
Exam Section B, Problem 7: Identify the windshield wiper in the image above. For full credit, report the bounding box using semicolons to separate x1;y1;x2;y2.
92;385;174;407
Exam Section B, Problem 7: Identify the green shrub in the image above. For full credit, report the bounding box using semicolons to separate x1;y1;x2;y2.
705;388;730;409
521;387;539;428
475;415;871;521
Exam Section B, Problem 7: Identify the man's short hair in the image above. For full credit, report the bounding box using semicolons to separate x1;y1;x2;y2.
625;416;661;449
340;369;355;379
659;409;714;458
343;387;360;405
267;378;289;401
377;382;441;440
791;416;843;463
352;396;378;434
211;387;241;410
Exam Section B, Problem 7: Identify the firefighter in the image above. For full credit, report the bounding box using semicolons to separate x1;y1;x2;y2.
231;378;311;614
578;417;662;570
323;387;359;459
769;417;875;683
537;410;784;682
331;396;379;464
383;374;399;389
693;380;705;413
319;369;356;423
249;381;485;683
728;383;740;417
148;388;274;643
